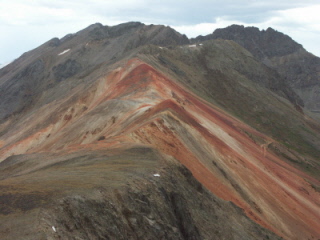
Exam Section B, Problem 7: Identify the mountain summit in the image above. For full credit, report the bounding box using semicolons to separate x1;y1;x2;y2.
0;22;319;240
194;24;320;113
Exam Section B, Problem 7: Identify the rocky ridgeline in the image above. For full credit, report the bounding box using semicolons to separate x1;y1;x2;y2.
193;24;320;112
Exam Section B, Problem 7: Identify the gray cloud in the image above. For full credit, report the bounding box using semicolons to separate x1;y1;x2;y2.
0;0;319;63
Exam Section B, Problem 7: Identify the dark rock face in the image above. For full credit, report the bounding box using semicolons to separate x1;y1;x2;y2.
53;59;82;83
85;21;189;47
121;24;189;52
194;24;320;112
47;38;61;47
196;25;302;59
85;22;144;41
0;59;45;121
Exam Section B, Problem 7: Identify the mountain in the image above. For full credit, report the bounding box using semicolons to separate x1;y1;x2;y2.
0;62;10;70
0;22;319;240
193;24;320;114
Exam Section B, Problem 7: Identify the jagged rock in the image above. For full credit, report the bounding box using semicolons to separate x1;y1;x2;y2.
53;59;82;83
194;24;320;112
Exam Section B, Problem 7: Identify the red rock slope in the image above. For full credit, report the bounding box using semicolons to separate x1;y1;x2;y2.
0;59;319;239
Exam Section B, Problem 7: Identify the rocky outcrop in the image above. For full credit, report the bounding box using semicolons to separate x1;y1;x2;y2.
195;25;302;59
52;59;82;83
0;59;45;121
44;163;281;240
194;24;320;112
0;149;281;240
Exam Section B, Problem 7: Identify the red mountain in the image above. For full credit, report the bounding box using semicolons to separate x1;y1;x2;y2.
0;22;319;240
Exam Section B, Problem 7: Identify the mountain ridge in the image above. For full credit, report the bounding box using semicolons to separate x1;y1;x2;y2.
193;24;320;113
0;22;320;240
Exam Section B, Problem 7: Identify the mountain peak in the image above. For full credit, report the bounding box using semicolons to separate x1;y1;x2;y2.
0;22;320;240
194;24;302;59
192;24;320;112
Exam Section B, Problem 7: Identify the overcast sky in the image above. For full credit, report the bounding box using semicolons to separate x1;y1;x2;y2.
1;0;320;64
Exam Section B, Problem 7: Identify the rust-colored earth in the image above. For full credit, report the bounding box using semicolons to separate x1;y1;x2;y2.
1;59;319;239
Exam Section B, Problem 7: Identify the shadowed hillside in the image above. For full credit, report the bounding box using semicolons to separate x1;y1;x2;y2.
194;24;320;115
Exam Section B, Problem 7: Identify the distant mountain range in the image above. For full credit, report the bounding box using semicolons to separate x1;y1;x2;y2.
0;22;319;240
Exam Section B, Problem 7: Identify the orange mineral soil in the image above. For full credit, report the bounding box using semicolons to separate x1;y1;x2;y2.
0;59;319;239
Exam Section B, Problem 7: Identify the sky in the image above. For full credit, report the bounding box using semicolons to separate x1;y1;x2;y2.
1;0;320;64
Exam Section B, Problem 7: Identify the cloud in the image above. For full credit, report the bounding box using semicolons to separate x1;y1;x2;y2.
172;18;242;37
1;0;314;26
173;3;320;56
0;1;77;26
254;4;320;55
270;4;320;31
0;0;319;63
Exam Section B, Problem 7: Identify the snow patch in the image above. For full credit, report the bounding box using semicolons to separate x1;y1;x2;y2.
188;44;197;48
153;173;160;177
52;226;56;232
58;49;70;56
